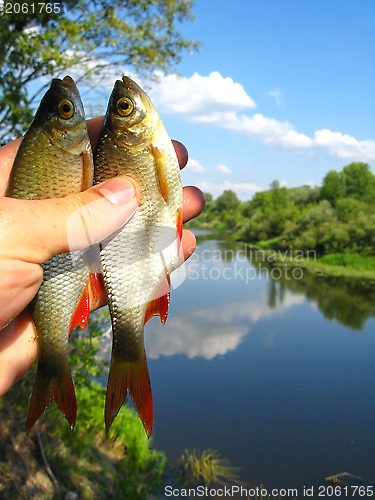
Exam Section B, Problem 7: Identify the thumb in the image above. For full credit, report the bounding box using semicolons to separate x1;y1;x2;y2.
0;176;139;264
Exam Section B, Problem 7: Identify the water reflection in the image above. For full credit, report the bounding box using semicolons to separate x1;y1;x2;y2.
272;272;375;331
145;238;375;362
146;291;305;360
150;237;375;490
195;236;375;331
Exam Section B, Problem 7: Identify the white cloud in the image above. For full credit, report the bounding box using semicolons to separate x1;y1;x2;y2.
312;129;375;159
192;110;375;161
150;71;256;117
216;163;232;174
66;61;375;162
268;89;283;107
150;72;375;162
186;158;206;173
199;180;263;198
305;180;316;188
145;290;305;360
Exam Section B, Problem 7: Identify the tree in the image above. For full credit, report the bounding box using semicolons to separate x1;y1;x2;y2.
320;170;346;205
0;0;199;143
269;179;288;209
215;190;241;213
341;162;375;201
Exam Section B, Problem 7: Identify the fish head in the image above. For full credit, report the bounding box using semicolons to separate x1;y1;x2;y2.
35;75;89;155
104;76;158;147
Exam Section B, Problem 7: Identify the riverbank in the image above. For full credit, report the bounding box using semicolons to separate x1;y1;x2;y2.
191;228;375;281
269;252;375;281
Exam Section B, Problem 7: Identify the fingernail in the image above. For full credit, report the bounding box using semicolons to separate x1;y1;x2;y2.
98;177;136;205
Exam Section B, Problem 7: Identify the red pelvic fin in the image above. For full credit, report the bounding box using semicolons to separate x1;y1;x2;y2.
26;363;77;434
88;272;105;304
144;292;170;325
176;208;183;245
105;352;153;437
70;281;90;332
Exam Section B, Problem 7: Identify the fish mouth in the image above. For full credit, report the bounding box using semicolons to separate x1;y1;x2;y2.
121;76;154;110
62;75;76;86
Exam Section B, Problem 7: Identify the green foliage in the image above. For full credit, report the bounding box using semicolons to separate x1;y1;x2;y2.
177;448;241;487
270;266;375;329
0;0;199;142
256;237;281;250
0;310;166;498
1;308;248;497
342;162;375;201
192;163;375;258
42;380;166;499
216;189;241;212
320;162;375;205
320;253;375;270
321;170;346;205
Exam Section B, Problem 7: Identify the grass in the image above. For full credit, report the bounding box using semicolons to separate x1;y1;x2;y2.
258;249;375;280
319;253;375;270
254;237;281;251
233;230;375;280
177;448;242;487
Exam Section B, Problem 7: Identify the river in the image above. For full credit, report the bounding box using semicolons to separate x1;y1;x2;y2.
145;233;375;492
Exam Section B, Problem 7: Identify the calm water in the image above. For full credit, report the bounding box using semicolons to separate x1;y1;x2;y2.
145;235;375;492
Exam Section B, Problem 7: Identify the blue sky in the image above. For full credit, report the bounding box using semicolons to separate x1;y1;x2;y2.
83;0;375;199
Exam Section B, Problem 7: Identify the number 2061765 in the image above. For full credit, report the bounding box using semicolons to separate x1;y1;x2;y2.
3;3;62;14
318;485;374;497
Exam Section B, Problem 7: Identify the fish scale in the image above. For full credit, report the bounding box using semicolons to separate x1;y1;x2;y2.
6;76;94;432
94;76;182;436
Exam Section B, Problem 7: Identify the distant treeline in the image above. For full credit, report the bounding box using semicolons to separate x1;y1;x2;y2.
193;162;375;256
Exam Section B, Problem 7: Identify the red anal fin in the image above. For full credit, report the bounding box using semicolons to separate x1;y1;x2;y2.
152;146;169;203
70;281;90;332
145;292;170;325
26;363;77;434
105;352;153;438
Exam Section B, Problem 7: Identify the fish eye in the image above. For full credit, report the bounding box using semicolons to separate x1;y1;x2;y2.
58;99;74;119
116;97;134;117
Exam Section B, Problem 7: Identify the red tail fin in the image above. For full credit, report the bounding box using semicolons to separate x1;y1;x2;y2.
105;352;153;437
26;364;77;433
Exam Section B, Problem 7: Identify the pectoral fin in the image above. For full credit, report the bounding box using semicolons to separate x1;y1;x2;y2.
81;150;94;191
152;146;169;203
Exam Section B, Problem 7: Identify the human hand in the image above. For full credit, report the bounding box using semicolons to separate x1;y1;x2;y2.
0;116;205;394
